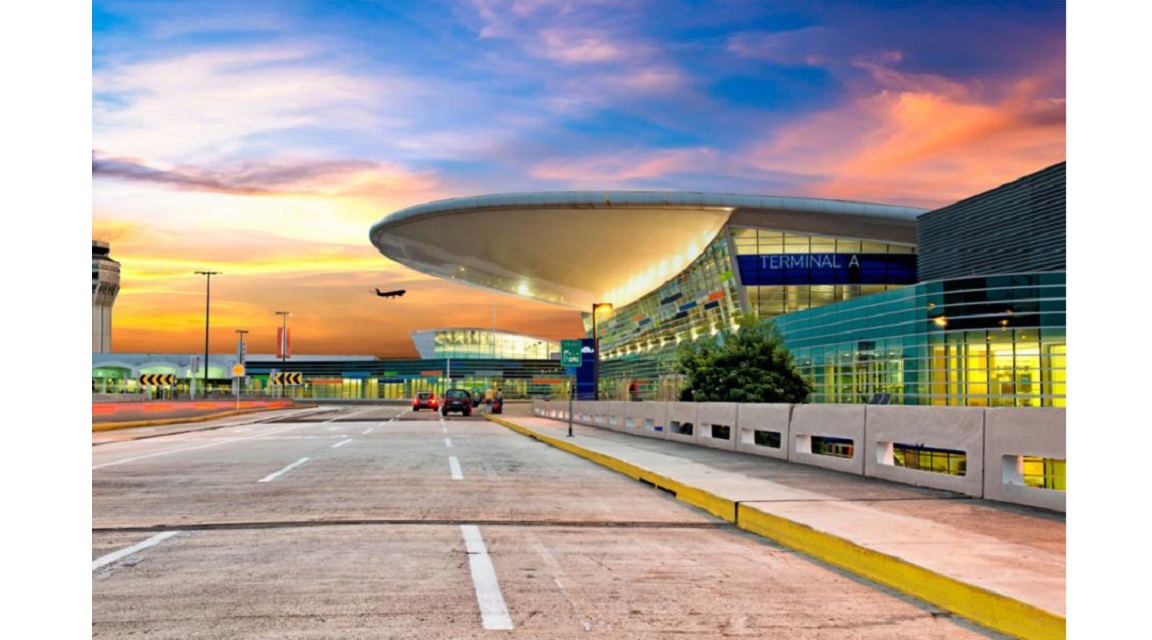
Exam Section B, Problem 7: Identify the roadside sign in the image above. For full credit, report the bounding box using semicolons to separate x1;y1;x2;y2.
561;339;583;366
232;364;246;377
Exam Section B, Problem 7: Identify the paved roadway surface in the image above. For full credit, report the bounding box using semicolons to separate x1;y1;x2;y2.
93;403;1028;639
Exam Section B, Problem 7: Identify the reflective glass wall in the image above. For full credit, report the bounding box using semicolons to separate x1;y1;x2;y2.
594;231;745;400
773;272;1066;407
415;329;559;360
594;226;919;401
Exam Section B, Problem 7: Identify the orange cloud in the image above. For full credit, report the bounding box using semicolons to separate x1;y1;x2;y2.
746;65;1065;208
109;265;585;357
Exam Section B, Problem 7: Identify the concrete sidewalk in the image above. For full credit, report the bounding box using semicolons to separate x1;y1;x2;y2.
485;413;1065;640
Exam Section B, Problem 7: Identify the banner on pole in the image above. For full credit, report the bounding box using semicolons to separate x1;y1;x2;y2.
277;327;292;359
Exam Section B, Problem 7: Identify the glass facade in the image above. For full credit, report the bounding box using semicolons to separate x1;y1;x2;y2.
414;329;558;360
731;228;916;318
594;231;746;400
583;227;1064;409
592;227;920;402
772;272;1066;407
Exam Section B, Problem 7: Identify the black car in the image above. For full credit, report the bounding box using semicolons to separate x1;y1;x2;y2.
441;388;473;416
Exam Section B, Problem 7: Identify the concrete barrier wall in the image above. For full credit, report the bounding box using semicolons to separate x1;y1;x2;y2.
789;405;866;475
582;400;609;427
625;402;667;439
695;403;739;451
983;408;1066;512
532;400;1064;512
665;402;699;444
606;401;628;432
572;400;597;426
735;404;792;460
864;406;985;497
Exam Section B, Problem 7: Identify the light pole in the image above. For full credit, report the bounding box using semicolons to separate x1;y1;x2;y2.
275;311;291;399
235;329;248;401
235;329;249;363
195;271;221;399
275;311;291;364
592;302;613;401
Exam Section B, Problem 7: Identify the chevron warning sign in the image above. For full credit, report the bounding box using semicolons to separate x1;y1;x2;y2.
272;372;304;385
139;374;177;385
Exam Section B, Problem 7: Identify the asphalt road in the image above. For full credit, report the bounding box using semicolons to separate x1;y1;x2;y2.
93;404;1009;639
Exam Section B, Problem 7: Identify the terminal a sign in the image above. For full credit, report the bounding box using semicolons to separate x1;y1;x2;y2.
736;253;917;286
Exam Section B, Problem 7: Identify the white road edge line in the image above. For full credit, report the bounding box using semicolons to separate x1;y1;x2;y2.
93;423;308;470
461;525;514;630
259;457;310;483
93;531;182;572
333;438;353;448
449;456;463;480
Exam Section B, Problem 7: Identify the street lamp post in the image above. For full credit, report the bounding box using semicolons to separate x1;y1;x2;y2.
275;311;291;399
195;271;221;399
275;311;291;364
236;329;249;363
592;302;613;401
235;329;248;401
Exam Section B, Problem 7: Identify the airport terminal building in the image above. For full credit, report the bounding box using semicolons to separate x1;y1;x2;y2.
371;161;1065;407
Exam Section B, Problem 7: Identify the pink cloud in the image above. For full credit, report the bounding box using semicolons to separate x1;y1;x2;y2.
530;147;720;184
538;27;633;63
93;153;440;202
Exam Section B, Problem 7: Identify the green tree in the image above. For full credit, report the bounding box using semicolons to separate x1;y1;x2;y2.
675;314;812;403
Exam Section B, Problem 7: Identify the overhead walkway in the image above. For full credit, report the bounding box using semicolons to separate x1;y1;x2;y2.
485;411;1065;640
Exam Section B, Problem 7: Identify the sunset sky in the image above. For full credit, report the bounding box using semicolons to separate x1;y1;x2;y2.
91;0;1066;358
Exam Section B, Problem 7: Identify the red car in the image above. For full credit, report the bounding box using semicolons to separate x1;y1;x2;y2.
412;391;438;411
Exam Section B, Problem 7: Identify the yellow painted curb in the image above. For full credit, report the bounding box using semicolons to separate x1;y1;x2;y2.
486;415;1066;640
738;508;1065;640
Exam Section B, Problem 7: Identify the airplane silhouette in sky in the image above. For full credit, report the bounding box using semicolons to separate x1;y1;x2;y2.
374;289;406;298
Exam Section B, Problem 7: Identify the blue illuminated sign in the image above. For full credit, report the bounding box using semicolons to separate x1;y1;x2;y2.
736;253;917;286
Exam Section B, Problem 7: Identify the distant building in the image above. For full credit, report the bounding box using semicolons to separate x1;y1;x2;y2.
92;240;120;353
411;328;559;360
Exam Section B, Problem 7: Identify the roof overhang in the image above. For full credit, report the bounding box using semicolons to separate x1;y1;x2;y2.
370;192;924;309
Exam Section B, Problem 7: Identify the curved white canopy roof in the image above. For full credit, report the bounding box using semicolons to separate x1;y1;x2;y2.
370;192;924;309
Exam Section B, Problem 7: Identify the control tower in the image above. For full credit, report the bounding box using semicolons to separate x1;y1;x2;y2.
92;240;120;352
